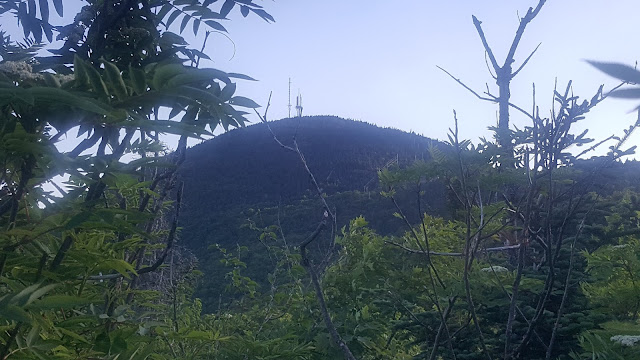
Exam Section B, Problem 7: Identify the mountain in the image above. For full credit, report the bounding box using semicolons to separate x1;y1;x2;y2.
177;116;449;311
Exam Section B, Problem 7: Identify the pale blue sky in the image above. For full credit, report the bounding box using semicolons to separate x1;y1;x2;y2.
4;1;639;155
205;0;640;155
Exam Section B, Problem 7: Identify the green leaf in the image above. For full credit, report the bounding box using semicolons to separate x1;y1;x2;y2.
165;9;181;28
588;60;640;84
128;65;147;95
182;104;198;124
251;8;275;23
94;332;111;353
43;73;61;87
230;96;260;108
26;324;40;346
42;21;53;42
228;72;257;81
179;13;190;33
172;85;222;106
182;330;214;340
102;60;128;100
28;0;36;17
26;295;94;310
64;211;92;230
165;68;230;87
52;0;63;16
3;228;36;237
204;20;226;32
133;119;212;137
111;333;128;353
160;31;188;46
12;283;42;305
0;304;31;323
156;3;172;21
25;283;57;305
84;63;109;98
220;0;234;17
192;18;201;35
98;259;137;279
57;327;90;344
29;87;110;115
152;63;185;90
609;88;640;99
219;82;236;101
38;0;49;22
73;55;89;87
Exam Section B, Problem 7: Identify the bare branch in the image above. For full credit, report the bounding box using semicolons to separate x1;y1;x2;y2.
256;93;334;220
255;93;295;152
390;195;445;288
546;204;594;359
450;113;492;360
472;15;500;71
257;92;350;358
484;250;549;351
300;213;357;360
575;134;616;159
384;240;520;257
484;52;497;80
87;183;184;282
470;1;547;150
429;297;457;360
437;66;498;102
506;1;547;65
509;102;536;121
512;42;541;77
602;80;628;101
504;241;526;359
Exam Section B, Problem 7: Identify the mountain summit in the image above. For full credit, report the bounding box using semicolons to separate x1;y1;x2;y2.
178;116;447;309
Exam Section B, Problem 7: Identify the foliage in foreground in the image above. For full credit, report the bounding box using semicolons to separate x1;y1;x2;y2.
0;0;274;358
2;0;640;359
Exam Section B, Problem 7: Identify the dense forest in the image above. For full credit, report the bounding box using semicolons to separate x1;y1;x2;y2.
2;1;640;360
179;116;449;308
181;116;443;209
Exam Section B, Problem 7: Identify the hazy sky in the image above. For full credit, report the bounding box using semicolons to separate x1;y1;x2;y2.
203;0;640;155
4;1;639;155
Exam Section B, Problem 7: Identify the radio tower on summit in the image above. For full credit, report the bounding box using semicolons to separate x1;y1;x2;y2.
296;91;303;117
288;78;303;118
287;78;292;118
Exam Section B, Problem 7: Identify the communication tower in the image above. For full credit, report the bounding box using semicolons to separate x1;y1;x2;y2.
288;77;292;118
295;91;303;117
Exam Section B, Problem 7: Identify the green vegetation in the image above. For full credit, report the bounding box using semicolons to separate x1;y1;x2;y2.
2;1;640;359
179;116;450;310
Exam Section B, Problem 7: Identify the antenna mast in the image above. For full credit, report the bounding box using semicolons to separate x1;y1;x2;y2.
296;90;303;117
288;78;292;118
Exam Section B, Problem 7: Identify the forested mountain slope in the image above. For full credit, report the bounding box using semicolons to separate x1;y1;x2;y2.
179;116;448;247
181;116;440;209
178;116;448;308
177;116;640;312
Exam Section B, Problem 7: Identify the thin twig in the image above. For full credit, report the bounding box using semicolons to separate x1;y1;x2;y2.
257;93;353;359
546;200;597;359
452;112;492;360
429;297;457;360
300;213;357;360
437;66;497;103
87;183;183;282
384;240;520;257
512;42;541;77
